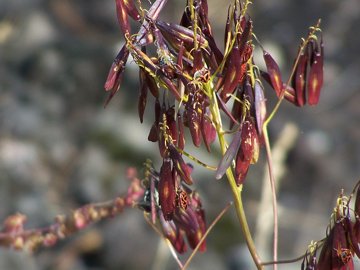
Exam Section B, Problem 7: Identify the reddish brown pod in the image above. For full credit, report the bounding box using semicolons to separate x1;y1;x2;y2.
263;51;283;97
158;159;176;220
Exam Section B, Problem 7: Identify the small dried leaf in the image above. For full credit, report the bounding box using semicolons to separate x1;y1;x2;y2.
254;80;266;135
215;128;242;180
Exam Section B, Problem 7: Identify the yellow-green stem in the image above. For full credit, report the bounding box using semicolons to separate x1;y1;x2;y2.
208;89;263;270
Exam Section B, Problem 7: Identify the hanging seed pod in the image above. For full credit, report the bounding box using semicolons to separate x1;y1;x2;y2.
168;144;193;185
263;51;283;97
159;159;176;220
148;100;161;142
159;211;187;253
201;109;216;152
294;52;308;107
235;119;256;185
121;0;141;21
166;108;178;145
220;46;243;101
235;149;250;186
115;0;130;36
307;37;324;105
104;47;131;106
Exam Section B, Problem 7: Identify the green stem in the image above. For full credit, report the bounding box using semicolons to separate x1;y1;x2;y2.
208;89;263;270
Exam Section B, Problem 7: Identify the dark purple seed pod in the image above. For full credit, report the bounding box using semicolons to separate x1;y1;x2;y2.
104;45;129;92
168;144;193;185
115;0;130;36
235;149;250;186
138;69;148;123
166;108;178;145
159;211;187;253
201;110;216;152
221;46;242;101
307;38;323;106
177;113;185;150
156;21;209;52
121;0;141;21
188;109;202;147
294;52;308;107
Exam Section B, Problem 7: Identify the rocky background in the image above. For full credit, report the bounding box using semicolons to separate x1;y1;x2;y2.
0;0;359;269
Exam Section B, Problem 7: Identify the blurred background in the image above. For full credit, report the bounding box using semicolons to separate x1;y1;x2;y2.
0;0;359;269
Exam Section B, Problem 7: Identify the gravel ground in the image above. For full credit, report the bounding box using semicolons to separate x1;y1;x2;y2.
0;0;359;269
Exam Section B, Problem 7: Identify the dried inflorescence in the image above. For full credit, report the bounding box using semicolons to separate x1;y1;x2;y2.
103;0;325;258
301;183;360;270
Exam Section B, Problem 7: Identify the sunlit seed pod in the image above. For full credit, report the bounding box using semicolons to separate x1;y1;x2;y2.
104;45;129;92
229;87;243;130
159;159;176;220
263;51;283;97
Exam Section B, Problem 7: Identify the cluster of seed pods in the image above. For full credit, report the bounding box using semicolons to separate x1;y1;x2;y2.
138;161;206;253
103;0;324;255
301;185;360;270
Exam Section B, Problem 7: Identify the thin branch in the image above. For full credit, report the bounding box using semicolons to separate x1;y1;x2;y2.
0;173;144;252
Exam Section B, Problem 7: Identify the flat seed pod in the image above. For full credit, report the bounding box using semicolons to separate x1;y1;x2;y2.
159;159;176;220
263;51;283;97
294;53;308;107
